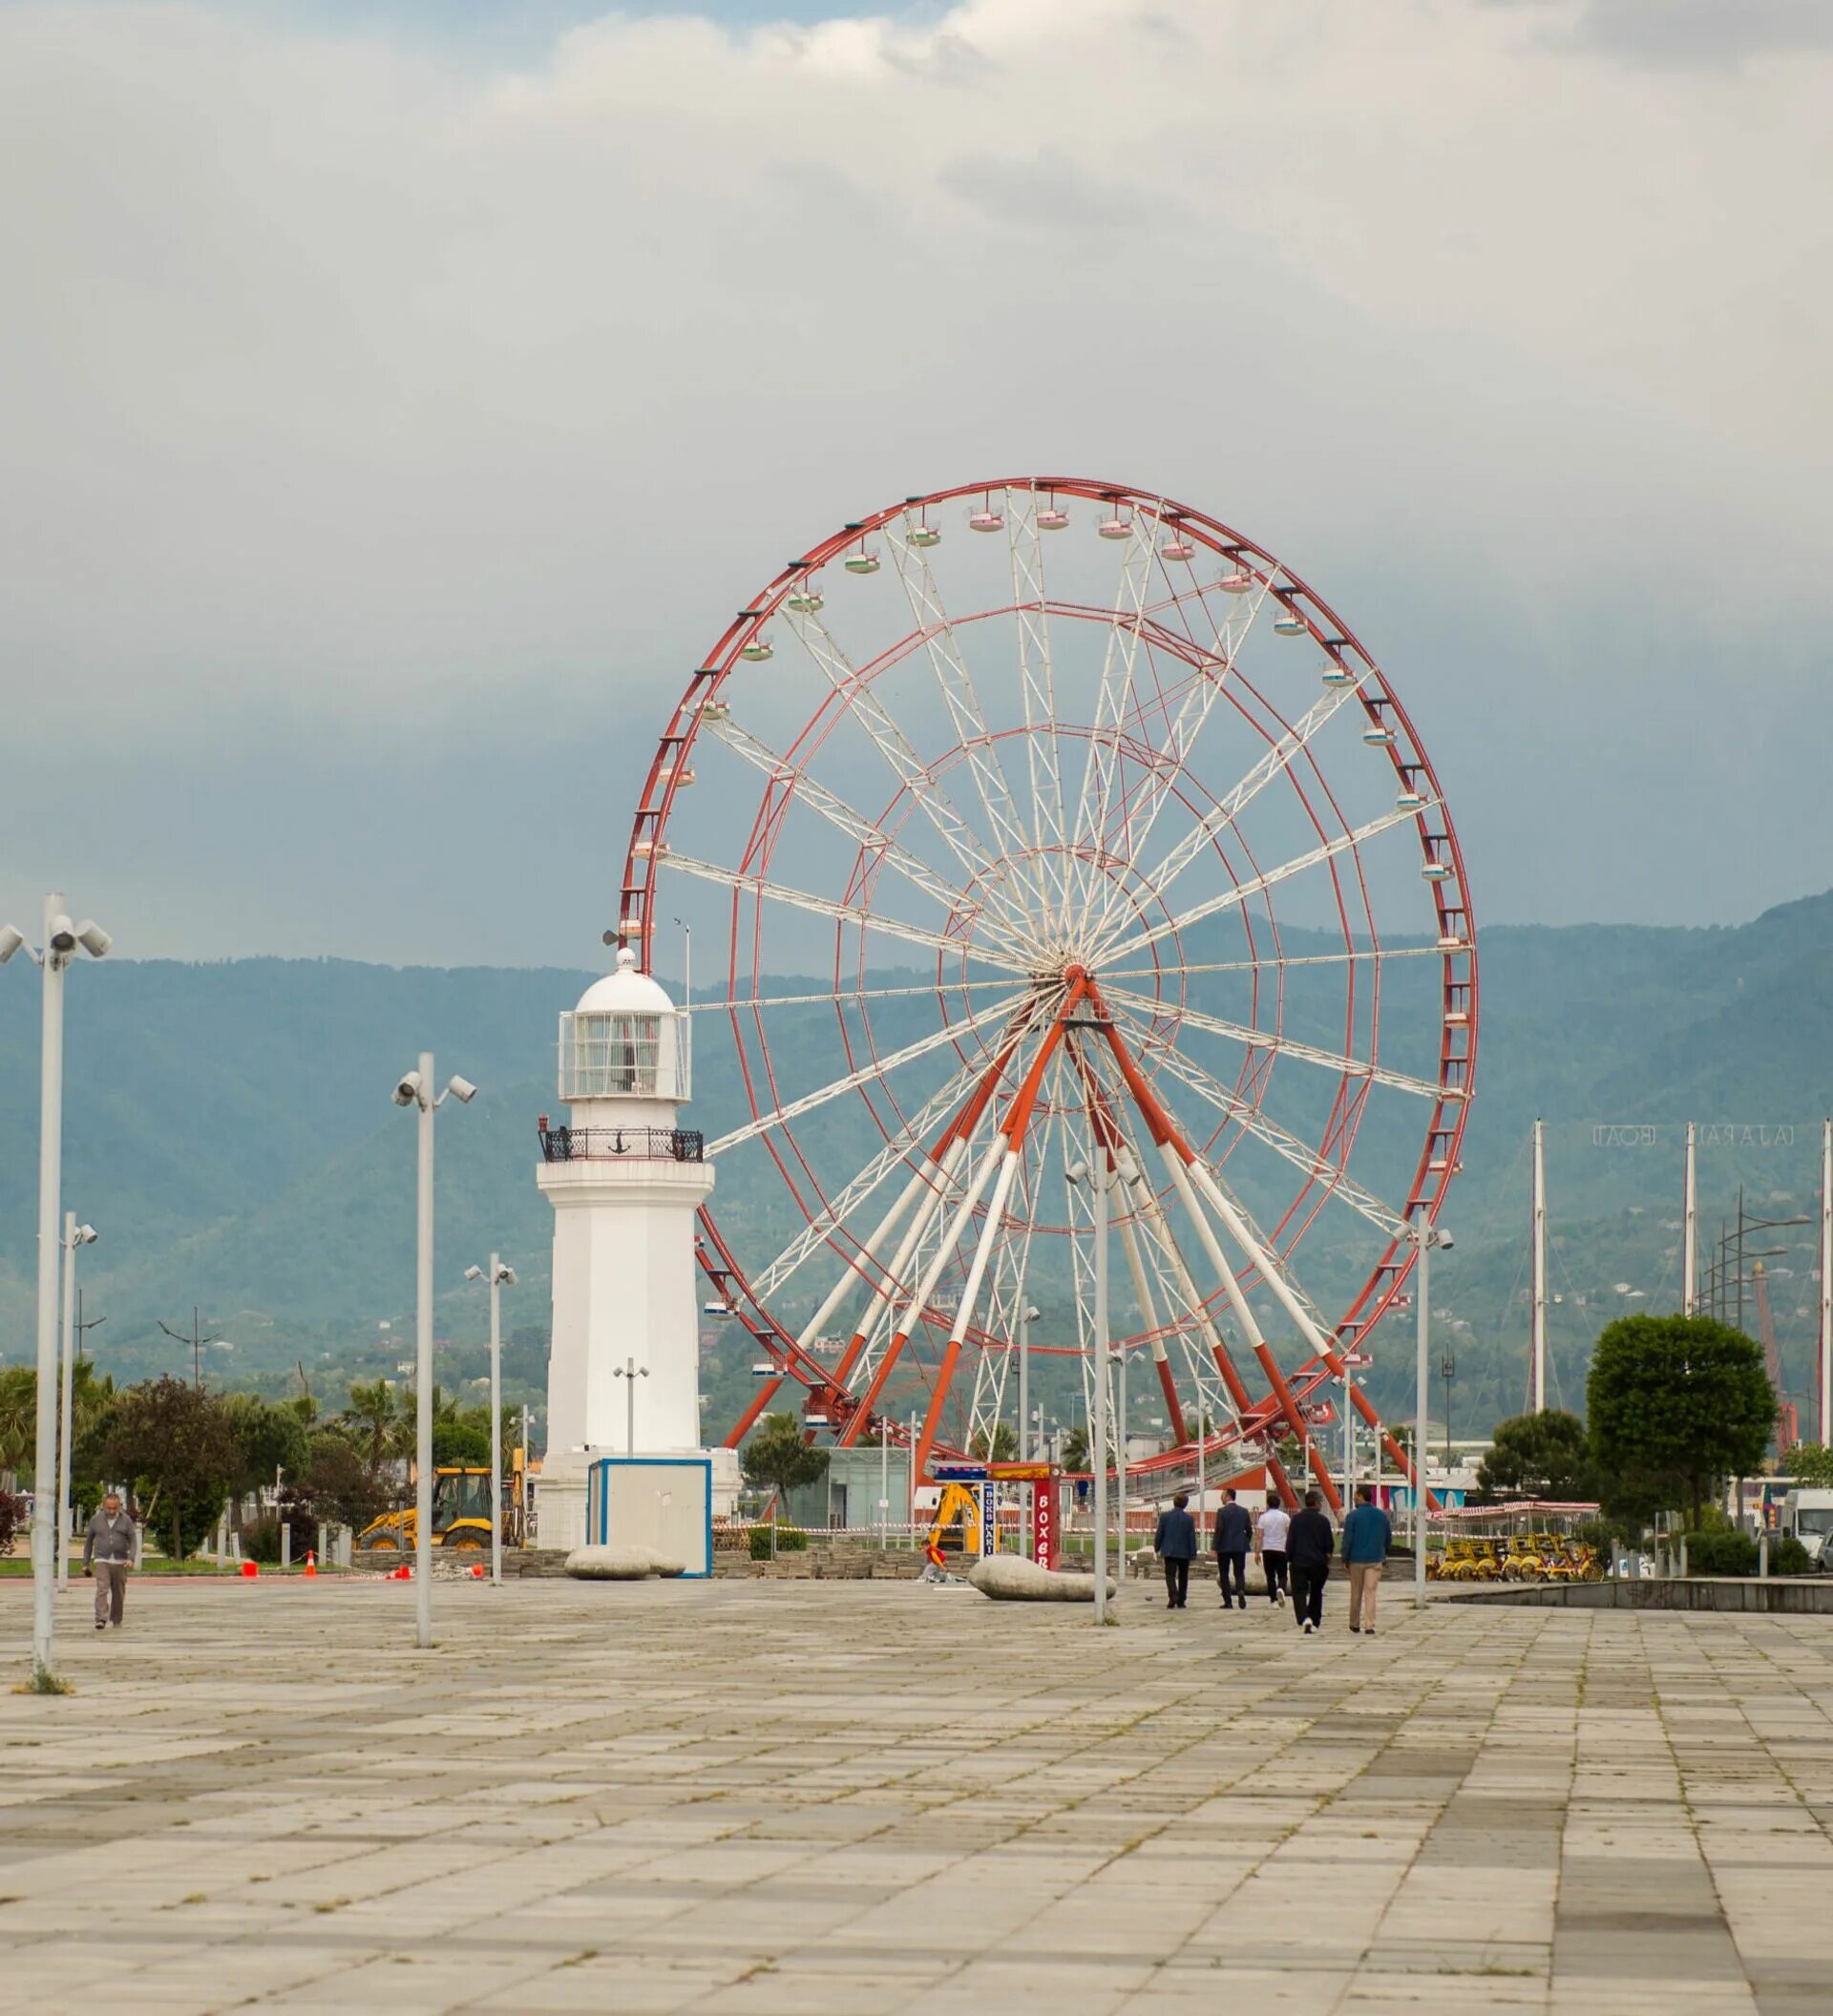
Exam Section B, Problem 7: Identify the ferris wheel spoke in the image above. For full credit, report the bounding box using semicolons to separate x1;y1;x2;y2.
779;606;1037;944
1100;943;1447;987
1133;1030;1408;1240
1087;680;1378;966
886;511;1046;930
1093;798;1435;974
1106;985;1447;1102
706;714;1034;966
688;976;1024;1017
706;989;1031;1158
1007;489;1072;919
748;1051;990;1299
1068;511;1159;924
668;852;1029;973
1085;575;1280;947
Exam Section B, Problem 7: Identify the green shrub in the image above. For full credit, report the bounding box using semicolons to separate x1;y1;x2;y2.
746;1522;811;1558
1770;1534;1812;1576
1681;1527;1757;1576
241;1517;283;1565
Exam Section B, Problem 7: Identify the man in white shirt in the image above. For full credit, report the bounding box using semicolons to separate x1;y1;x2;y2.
1254;1496;1291;1605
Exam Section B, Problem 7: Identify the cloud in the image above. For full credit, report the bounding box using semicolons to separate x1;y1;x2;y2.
0;0;1827;956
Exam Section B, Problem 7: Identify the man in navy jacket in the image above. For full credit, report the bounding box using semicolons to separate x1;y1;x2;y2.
1212;1489;1253;1608
1153;1493;1198;1609
1286;1489;1336;1633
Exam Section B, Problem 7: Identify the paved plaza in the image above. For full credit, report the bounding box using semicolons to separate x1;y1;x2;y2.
4;1575;1833;2013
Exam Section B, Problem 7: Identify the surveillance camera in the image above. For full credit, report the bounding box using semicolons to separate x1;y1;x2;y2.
446;1074;478;1104
392;1071;423;1108
76;1225;98;1246
48;914;77;955
1436;1230;1456;1251
0;925;25;965
1065;1161;1089;1184
497;1266;517;1287
464;1265;483;1281
74;920;112;958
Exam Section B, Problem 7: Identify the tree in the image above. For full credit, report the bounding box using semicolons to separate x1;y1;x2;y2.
1476;1410;1601;1502
296;1432;392;1537
343;1379;402;1469
970;1421;1019;1461
100;1376;242;1561
1587;1313;1775;1527
220;1394;311;1499
1782;1441;1833;1486
1060;1425;1090;1473
0;1367;35;1488
739;1412;829;1508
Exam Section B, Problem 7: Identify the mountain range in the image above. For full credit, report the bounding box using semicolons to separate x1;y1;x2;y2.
2;889;1829;1448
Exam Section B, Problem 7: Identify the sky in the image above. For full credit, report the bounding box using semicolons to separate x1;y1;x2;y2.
1;0;1829;968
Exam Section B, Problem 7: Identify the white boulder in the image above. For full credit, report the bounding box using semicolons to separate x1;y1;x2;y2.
968;1556;1117;1603
564;1544;686;1581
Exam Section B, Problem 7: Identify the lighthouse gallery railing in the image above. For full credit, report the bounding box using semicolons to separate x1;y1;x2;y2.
538;1125;705;1165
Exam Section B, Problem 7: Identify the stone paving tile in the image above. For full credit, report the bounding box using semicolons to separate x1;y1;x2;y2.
10;1581;1833;2010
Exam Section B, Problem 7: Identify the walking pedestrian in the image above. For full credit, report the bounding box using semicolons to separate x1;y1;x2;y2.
1341;1483;1393;1635
1212;1486;1252;1608
1254;1492;1291;1605
1153;1492;1198;1609
83;1490;136;1631
1287;1488;1335;1633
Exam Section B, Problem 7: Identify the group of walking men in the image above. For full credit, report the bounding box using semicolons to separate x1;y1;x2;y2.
1151;1482;1392;1634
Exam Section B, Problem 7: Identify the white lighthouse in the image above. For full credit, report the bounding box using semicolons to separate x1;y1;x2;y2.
535;947;737;1550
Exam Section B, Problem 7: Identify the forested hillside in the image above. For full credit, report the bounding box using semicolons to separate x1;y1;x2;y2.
1;890;1828;1443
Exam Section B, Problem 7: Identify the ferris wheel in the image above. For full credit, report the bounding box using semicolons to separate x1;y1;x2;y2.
620;477;1476;1512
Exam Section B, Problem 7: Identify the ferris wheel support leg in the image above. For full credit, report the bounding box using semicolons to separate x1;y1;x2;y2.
838;1132;1009;1446
1160;1148;1343;1514
794;1165;930;1365
1184;1157;1432;1510
825;1144;965;1391
1115;1209;1190;1447
912;1149;1022;1482
726;1373;785;1448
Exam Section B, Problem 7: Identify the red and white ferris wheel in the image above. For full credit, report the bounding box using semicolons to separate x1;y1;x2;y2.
620;477;1476;1511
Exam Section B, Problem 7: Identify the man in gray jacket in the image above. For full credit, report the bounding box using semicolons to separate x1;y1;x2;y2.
83;1491;136;1630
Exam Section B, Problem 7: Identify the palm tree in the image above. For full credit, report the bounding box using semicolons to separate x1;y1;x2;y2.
0;1367;33;1491
343;1379;400;1471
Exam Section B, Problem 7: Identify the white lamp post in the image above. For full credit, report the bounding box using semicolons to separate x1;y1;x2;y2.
392;1054;476;1648
1065;1160;1109;1625
1016;1300;1041;1558
57;1216;99;1590
2;896;110;1684
464;1255;516;1587
1413;1218;1454;1610
613;1357;650;1457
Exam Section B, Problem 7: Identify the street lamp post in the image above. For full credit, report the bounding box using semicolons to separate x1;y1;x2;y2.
1413;1217;1453;1610
56;1216;99;1590
2;895;111;1684
614;1358;649;1457
464;1256;516;1587
392;1054;477;1648
1065;1159;1109;1624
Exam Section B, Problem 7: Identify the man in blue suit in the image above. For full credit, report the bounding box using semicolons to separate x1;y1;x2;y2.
1153;1492;1198;1609
1212;1487;1253;1608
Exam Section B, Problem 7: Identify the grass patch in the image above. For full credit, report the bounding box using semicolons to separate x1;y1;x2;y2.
13;1669;74;1695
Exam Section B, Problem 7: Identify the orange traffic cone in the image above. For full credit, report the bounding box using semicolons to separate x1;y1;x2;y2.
303;1549;317;1578
240;1560;259;1579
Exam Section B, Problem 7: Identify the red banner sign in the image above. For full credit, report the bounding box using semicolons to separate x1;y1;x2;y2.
1032;1480;1057;1570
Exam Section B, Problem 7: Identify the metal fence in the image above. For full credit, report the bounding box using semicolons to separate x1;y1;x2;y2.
537;1125;705;1164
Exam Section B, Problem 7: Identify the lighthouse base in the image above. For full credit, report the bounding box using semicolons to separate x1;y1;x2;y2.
537;1444;740;1554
